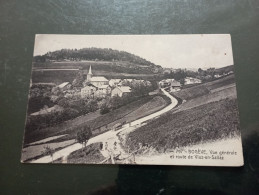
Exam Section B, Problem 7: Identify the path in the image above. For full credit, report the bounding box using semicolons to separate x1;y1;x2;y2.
31;89;178;163
27;135;68;146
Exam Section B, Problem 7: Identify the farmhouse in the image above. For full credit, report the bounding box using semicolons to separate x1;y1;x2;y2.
86;66;109;87
111;86;131;97
81;84;97;98
170;80;181;92
184;77;202;85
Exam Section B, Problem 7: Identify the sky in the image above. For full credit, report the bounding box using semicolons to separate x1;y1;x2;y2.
34;34;234;69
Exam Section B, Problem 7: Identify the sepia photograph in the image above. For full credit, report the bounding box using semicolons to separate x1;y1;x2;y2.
21;34;243;166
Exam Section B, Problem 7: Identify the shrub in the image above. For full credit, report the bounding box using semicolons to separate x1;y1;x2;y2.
76;126;92;148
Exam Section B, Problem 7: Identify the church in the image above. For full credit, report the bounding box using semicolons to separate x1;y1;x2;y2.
81;66;110;98
85;65;109;87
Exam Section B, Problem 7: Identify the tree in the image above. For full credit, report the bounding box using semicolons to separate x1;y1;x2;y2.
207;68;216;78
57;97;69;108
63;108;79;120
100;103;110;114
72;71;85;87
76;126;92;148
42;145;54;162
173;69;186;81
179;78;185;85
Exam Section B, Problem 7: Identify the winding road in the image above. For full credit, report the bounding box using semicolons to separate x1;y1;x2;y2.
31;88;178;163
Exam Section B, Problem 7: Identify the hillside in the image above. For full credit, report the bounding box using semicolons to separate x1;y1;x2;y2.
125;75;240;153
33;48;162;74
23;94;169;145
215;65;234;74
172;74;235;101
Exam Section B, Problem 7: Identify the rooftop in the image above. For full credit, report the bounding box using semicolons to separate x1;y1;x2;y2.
58;82;69;88
98;85;110;89
171;80;181;87
117;86;131;93
110;79;121;82
90;76;108;82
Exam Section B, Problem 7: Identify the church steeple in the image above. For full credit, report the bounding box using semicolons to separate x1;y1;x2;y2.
88;65;92;75
87;65;93;81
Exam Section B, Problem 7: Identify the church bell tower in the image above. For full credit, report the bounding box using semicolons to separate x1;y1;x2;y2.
87;65;93;81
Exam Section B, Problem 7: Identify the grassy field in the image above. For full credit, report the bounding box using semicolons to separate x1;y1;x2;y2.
67;142;105;164
21;139;75;162
126;98;240;153
32;69;159;84
32;61;160;84
126;75;240;153
33;60;157;73
32;70;78;84
23;109;101;145
172;74;235;100
54;94;169;141
178;85;237;112
24;94;169;145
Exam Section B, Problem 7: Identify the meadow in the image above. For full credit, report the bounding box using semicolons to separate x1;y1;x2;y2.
172;74;235;100
126;98;240;153
126;75;240;153
24;94;170;145
31;61;160;84
21;139;75;162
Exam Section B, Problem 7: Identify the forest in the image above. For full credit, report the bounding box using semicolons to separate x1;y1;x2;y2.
34;48;157;67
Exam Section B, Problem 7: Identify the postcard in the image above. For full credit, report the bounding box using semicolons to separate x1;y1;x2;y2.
21;34;243;166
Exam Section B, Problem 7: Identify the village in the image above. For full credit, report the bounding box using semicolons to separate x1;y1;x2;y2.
30;64;234;117
29;65;154;117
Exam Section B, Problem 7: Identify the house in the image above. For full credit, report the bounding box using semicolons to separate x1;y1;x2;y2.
170;80;181;92
95;85;111;97
85;65;109;87
111;86;131;97
90;76;109;87
214;74;222;78
184;77;202;85
58;82;71;90
163;68;172;74
81;84;97;98
109;79;121;87
30;105;63;116
159;79;173;88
